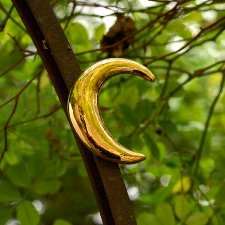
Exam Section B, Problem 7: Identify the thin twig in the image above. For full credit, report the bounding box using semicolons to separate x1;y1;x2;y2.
63;1;76;31
0;2;27;33
0;66;44;109
0;97;19;164
122;12;175;57
0;56;25;78
5;105;61;130
160;61;172;99
7;33;35;54
0;4;14;31
143;15;225;65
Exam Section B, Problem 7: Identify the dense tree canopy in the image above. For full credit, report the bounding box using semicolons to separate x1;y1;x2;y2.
1;0;225;224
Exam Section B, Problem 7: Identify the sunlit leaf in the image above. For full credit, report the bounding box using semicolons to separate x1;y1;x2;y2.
172;176;191;194
40;71;50;88
156;203;175;225
4;151;18;165
166;20;192;38
68;23;89;45
185;212;209;225
182;12;202;23
94;23;105;41
17;200;40;225
175;195;190;219
53;219;73;225
137;213;161;225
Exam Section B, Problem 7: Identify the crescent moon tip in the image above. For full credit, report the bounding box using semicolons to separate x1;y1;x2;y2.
151;76;156;82
121;153;146;164
136;154;147;163
147;71;155;82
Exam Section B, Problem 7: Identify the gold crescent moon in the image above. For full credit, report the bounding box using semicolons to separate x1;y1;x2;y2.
68;58;155;164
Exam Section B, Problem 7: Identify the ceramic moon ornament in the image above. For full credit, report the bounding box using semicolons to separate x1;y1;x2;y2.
68;58;155;164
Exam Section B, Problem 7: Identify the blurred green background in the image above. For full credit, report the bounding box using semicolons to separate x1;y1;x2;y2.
1;0;225;224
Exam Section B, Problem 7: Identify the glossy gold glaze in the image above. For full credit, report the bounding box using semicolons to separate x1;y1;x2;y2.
68;58;155;164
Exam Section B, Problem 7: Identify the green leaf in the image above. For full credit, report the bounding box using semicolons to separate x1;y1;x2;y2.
4;151;18;165
185;212;209;225
141;186;171;204
53;219;73;225
33;179;61;195
119;104;139;127
68;23;89;45
0;182;21;203
182;12;202;23
175;195;189;219
17;200;40;225
172;177;191;194
11;70;31;80
156;203;175;225
94;23;105;41
27;152;47;176
43;158;67;179
113;86;139;110
131;134;144;151
0;206;14;225
137;213;161;225
143;133;160;161
166;20;192;38
6;163;31;187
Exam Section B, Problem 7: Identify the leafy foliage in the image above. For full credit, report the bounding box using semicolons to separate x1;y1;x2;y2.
1;0;225;224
